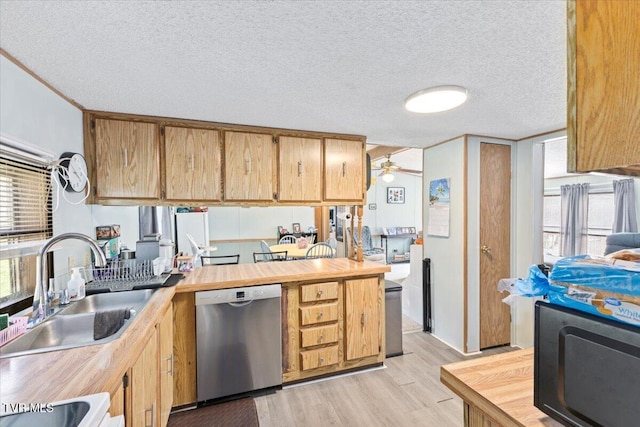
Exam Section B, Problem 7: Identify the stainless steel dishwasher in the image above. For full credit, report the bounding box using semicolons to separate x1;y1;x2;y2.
195;284;282;402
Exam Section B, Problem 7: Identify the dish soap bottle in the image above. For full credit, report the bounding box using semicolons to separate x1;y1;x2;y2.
67;267;86;301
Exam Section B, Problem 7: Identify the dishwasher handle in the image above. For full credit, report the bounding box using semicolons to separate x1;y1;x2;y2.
195;283;282;306
228;300;253;307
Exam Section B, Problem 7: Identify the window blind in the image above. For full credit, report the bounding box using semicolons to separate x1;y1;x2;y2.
0;154;52;245
0;150;52;314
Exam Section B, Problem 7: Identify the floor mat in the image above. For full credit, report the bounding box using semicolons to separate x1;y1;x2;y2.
168;398;259;427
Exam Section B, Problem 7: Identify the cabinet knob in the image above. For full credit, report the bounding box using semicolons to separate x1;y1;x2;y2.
318;335;324;342
317;290;323;298
481;245;492;254
317;312;324;319
319;357;325;364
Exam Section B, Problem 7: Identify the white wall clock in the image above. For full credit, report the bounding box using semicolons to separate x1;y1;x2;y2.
58;152;88;192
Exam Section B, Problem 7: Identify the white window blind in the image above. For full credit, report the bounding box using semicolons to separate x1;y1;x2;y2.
0;150;52;313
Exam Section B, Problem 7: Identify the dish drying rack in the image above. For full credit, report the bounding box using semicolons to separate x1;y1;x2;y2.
86;259;170;292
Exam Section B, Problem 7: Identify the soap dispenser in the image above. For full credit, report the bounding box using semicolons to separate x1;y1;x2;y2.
67;267;86;301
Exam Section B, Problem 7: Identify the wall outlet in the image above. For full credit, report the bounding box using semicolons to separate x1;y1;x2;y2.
68;256;75;271
83;250;91;267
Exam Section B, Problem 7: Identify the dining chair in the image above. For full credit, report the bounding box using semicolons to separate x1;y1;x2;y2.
304;242;334;259
201;254;240;266
278;235;297;244
186;233;205;266
326;236;338;249
253;250;288;262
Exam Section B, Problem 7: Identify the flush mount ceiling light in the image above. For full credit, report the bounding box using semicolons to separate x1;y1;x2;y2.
404;85;468;113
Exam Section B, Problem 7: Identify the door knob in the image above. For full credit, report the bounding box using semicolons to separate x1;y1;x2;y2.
481;245;491;254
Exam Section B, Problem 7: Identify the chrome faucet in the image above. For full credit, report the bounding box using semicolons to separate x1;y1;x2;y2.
30;232;107;327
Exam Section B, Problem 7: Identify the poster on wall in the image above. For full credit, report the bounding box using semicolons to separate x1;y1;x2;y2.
427;178;450;237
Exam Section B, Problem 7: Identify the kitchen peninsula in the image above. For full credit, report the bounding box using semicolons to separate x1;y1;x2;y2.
440;348;562;427
0;258;389;424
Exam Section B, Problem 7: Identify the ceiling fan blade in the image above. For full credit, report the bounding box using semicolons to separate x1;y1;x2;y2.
396;168;422;176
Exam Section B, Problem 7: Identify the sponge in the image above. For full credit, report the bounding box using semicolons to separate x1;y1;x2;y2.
0;313;8;331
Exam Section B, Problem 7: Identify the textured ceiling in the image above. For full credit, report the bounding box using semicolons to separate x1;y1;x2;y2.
0;0;567;148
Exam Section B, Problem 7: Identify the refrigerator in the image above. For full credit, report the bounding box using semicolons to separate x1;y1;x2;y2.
176;212;210;255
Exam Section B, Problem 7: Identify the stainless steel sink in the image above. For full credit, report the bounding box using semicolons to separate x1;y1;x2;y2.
0;289;156;359
58;289;156;315
0;401;89;427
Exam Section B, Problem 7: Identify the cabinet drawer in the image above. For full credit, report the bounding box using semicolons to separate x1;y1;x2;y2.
300;282;339;302
300;324;339;348
300;345;339;371
299;302;338;326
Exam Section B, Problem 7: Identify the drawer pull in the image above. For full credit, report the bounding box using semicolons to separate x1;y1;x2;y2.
319;357;325;363
317;290;323;298
361;312;366;326
317;312;324;319
342;161;347;177
298;161;302;176
123;148;128;168
318;335;324;342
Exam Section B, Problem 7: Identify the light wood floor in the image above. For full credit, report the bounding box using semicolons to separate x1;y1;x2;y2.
254;329;512;426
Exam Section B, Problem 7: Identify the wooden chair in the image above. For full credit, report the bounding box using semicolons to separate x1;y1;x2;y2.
305;242;334;259
253;250;288;262
201;254;240;266
326;236;338;249
278;235;297;244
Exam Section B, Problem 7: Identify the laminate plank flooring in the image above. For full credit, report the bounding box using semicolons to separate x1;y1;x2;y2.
255;331;513;427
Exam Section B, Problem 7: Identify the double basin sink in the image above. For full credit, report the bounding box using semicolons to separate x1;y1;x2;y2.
0;289;156;359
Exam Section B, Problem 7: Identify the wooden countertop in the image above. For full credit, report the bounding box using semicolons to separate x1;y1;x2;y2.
0;258;388;404
175;258;390;292
440;348;562;427
0;287;174;404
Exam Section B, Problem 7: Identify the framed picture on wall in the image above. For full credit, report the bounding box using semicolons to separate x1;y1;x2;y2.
387;187;405;204
292;223;301;233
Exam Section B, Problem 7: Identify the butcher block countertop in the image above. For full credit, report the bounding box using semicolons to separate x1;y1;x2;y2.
0;258;388;404
440;348;562;427
0;287;174;404
175;258;390;292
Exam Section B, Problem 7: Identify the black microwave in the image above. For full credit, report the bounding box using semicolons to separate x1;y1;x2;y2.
534;301;640;427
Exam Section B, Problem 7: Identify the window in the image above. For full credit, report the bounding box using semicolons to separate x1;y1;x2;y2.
543;191;613;257
0;153;52;314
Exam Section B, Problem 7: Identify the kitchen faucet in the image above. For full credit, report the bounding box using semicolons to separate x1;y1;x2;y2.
30;232;107;327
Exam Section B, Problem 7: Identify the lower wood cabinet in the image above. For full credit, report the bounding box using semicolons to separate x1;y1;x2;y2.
130;331;158;427
118;304;173;427
170;275;384;405
283;276;384;383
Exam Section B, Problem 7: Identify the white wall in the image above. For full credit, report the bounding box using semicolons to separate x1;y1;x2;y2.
0;54;92;275
423;137;466;352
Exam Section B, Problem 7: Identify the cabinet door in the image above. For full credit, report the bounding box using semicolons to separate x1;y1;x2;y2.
278;136;322;202
158;306;174;427
324;139;364;201
95;119;160;199
224;131;275;201
568;0;640;173
165;127;222;201
345;277;380;360
130;332;158;427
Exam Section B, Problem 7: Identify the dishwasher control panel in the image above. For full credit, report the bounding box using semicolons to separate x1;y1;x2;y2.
195;283;282;305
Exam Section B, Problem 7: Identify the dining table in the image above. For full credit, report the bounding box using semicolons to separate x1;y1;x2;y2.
269;243;334;259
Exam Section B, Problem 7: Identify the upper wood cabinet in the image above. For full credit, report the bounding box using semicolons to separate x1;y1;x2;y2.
278;136;322;202
93;118;160;200
344;277;380;361
84;111;366;205
567;0;640;175
224;131;276;201
164;126;222;201
324;138;365;201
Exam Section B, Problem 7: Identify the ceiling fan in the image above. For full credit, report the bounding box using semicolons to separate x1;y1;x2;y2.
372;154;422;183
